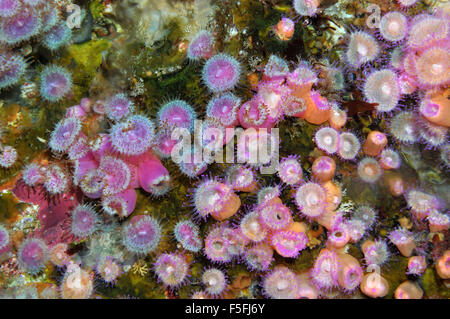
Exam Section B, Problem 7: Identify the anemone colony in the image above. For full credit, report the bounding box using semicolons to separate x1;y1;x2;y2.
0;0;448;300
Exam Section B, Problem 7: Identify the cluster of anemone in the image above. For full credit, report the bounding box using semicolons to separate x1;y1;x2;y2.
184;153;353;289
339;6;450;154
45;95;172;215
381;10;449;149
10;91;176;292
0;1;72;94
170;36;353;176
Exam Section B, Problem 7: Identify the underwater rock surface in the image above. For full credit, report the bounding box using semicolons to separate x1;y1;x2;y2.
0;0;448;299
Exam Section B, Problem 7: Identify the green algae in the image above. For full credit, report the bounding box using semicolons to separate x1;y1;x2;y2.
113;271;165;299
422;268;450;299
0;103;59;182
291;246;322;272
382;256;409;298
278;119;316;162
143;64;206;113
0;192;20;223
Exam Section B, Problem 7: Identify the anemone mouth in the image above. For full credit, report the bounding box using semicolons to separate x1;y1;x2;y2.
228;166;254;188
81;170;105;194
207;94;240;126
106;94;134;121
158;101;196;130
0;145;17;168
241;211;267;242
282;95;306;116
357;44;368;56
49;118;81;153
259;204;292;230
1;10;42;44
263;267;298;299
203;54;241;92
420;100;440;117
123;216;161;254
346;32;379;67
211;239;225;251
315;127;339;154
380;12;407;42
295;183;327;217
0;0;20;18
100;157;131;196
278;158;302;185
195;181;231;215
346;270;361;289
364;69;399;113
